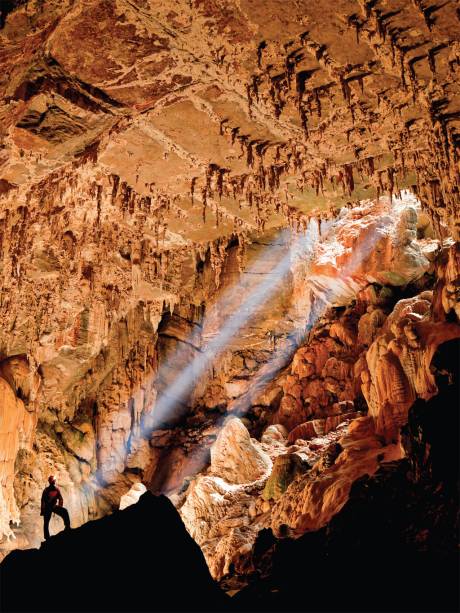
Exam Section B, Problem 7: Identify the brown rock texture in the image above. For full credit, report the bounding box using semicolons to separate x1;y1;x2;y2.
179;237;460;580
0;0;459;587
1;0;459;237
0;187;455;561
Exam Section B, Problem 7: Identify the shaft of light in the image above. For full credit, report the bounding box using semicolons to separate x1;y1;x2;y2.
145;226;318;434
168;213;390;488
90;226;319;488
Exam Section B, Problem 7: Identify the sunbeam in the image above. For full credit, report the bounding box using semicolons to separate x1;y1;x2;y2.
162;209;390;492
93;197;407;502
141;223;321;435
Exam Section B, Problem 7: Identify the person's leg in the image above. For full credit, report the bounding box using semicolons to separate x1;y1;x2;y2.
53;506;71;530
43;510;52;540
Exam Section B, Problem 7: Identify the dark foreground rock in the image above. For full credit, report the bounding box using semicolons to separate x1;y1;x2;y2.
1;493;230;613
2;345;458;613
234;461;459;613
234;340;460;612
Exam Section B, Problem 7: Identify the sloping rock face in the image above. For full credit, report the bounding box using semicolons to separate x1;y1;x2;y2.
210;418;272;485
0;492;230;612
178;239;459;581
233;338;459;612
0;356;39;539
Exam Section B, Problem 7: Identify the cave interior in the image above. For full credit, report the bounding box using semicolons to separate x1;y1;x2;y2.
0;1;459;612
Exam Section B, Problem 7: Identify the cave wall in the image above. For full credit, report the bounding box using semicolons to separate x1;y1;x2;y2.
231;338;459;612
0;0;459;580
1;0;459;238
179;238;460;580
0;192;444;557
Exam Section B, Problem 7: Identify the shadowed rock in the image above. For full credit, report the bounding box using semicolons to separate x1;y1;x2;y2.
234;339;460;612
1;492;230;612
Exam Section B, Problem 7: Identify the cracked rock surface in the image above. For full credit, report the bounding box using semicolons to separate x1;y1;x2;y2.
0;1;459;599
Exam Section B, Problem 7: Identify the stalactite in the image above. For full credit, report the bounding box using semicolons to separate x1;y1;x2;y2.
246;83;253;116
344;164;355;195
246;141;254;168
387;167;395;199
201;188;207;223
257;40;266;69
190;177;198;204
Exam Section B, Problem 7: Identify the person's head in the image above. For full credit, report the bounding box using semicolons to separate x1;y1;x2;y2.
48;475;56;486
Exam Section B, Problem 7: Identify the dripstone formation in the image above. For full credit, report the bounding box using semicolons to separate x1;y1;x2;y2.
0;2;459;612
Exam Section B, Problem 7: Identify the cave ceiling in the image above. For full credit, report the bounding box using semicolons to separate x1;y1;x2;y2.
1;0;460;572
1;0;459;248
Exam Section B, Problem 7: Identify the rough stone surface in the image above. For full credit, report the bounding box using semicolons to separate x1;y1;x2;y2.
0;2;458;596
1;0;459;237
179;240;459;580
0;492;231;612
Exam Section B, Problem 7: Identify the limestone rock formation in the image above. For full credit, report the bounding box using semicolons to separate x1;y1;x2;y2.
210;418;272;485
0;356;39;543
179;237;459;580
0;189;455;562
233;338;459;612
0;2;459;607
1;0;459;237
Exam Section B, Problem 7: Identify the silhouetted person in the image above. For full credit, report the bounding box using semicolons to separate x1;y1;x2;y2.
41;475;71;540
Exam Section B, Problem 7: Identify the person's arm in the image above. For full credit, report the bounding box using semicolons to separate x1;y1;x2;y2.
56;488;63;507
40;490;45;516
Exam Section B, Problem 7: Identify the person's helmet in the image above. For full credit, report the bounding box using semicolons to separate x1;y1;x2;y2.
48;475;56;485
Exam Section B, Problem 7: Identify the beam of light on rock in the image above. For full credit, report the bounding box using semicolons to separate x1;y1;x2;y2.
142;224;320;436
167;213;389;491
98;196;405;503
92;224;318;494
